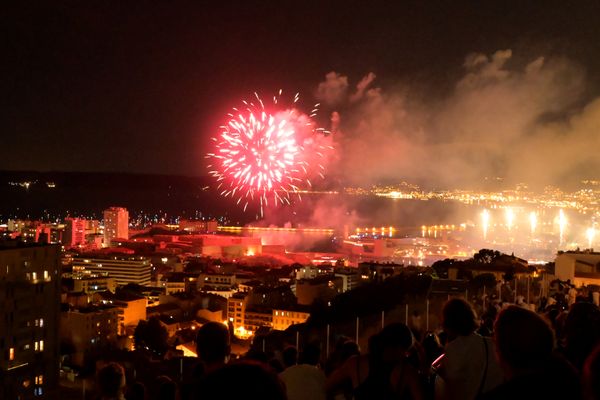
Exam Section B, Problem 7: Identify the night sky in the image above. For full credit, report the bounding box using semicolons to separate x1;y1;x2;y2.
4;1;600;177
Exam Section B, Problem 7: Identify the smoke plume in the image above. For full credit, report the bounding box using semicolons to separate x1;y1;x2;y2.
319;50;598;189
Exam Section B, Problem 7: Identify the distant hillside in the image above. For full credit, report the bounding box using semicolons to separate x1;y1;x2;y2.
0;170;254;223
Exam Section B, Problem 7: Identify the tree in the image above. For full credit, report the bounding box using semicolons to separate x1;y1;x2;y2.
471;273;497;291
502;266;516;283
474;249;502;264
134;317;169;357
432;258;455;279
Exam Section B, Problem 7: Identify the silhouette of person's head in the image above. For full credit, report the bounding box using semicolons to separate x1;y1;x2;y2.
442;298;478;339
195;322;230;370
156;376;177;400
299;343;321;366
125;382;146;400
564;302;600;371
339;340;360;361
282;346;298;368
372;323;413;365
422;331;443;364
583;345;600;400
494;306;554;377
202;361;287;400
97;362;126;400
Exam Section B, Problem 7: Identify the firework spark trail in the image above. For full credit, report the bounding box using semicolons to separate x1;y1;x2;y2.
206;92;332;215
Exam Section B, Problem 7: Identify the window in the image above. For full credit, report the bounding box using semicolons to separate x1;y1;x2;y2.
32;272;37;281
9;347;14;360
39;318;44;327
39;340;43;351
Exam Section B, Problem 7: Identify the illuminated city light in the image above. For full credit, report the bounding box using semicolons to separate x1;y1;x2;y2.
481;209;490;240
529;212;537;235
558;209;567;245
234;325;253;339
587;226;596;249
505;207;514;231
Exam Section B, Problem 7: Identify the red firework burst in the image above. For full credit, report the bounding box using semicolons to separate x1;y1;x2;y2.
206;91;330;214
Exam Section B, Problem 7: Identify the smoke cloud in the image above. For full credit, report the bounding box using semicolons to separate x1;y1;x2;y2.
319;49;598;189
316;72;349;106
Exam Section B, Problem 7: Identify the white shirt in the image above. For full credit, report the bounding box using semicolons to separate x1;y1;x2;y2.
436;333;504;400
280;364;326;400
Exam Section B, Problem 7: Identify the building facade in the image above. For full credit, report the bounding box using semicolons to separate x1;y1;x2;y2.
64;218;86;248
62;271;117;294
0;242;61;399
95;291;147;335
72;255;152;286
60;305;119;367
103;207;129;246
272;307;310;331
555;250;600;286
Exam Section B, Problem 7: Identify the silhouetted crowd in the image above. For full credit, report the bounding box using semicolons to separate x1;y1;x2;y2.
95;298;600;400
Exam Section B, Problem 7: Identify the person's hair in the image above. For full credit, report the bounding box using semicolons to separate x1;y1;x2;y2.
564;302;600;370
268;357;284;373
156;376;177;400
97;362;125;398
442;298;478;336
299;342;321;365
339;340;360;362
367;323;412;367
583;344;600;400
125;381;146;400
282;346;297;368
201;361;286;399
422;332;443;364
379;323;413;351
494;306;555;371
195;322;230;364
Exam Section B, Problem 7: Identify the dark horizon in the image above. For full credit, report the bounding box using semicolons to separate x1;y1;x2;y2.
4;1;600;188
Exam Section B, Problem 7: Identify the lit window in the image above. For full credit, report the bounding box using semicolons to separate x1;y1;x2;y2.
34;342;38;351
39;340;44;351
9;347;15;360
32;272;37;281
43;270;49;279
39;319;44;327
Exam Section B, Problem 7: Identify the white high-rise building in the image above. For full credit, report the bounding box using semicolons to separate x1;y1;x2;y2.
103;207;129;247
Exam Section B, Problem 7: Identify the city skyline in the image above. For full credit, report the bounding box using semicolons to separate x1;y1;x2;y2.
4;4;600;399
